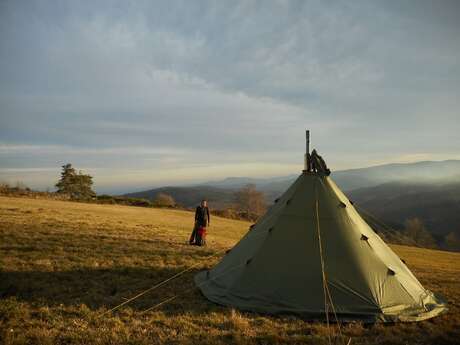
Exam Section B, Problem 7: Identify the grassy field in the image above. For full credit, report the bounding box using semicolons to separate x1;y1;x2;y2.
1;196;459;345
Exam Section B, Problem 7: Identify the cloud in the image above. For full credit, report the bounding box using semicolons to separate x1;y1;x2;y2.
1;0;459;191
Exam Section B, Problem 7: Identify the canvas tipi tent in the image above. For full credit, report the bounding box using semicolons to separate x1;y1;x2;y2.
195;133;446;322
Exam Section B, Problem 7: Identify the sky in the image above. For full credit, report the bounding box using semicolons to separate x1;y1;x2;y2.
1;0;459;193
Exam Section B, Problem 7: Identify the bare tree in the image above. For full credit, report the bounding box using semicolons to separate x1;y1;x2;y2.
444;232;460;252
403;218;437;248
234;184;267;220
153;193;176;207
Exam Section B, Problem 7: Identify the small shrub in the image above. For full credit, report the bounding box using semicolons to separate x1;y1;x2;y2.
112;196;152;207
0;182;10;193
212;208;239;219
96;195;117;204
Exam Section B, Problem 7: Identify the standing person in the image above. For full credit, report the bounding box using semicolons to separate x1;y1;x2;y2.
189;200;210;245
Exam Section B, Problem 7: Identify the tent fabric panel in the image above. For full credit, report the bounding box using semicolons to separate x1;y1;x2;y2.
194;173;448;322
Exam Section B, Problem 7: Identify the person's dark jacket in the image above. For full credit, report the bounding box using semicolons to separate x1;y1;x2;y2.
195;206;210;227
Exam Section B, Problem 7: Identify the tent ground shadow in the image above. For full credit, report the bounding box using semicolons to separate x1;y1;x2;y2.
0;268;410;325
0;266;222;315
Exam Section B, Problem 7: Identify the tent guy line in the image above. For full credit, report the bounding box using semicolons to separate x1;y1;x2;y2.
99;226;271;318
97;248;224;318
315;184;343;342
141;261;248;314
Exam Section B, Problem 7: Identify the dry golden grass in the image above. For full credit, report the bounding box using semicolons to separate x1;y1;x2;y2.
1;195;459;345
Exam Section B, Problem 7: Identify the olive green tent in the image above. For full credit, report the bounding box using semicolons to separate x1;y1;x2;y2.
195;151;447;322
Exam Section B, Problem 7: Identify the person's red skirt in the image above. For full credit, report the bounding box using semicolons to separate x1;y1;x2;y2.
196;226;207;246
197;226;206;238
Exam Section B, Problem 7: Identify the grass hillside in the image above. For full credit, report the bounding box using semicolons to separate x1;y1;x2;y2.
1;196;459;345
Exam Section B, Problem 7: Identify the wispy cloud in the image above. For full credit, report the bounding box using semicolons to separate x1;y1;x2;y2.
1;0;459;191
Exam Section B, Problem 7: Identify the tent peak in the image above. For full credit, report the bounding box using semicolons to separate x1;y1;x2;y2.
303;148;331;176
303;130;330;175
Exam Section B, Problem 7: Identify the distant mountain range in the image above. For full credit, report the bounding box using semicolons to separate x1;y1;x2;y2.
349;181;460;237
196;160;460;192
333;160;460;191
124;160;460;237
199;175;298;191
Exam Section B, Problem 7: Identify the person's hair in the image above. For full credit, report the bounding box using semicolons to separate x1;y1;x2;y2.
201;199;207;202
